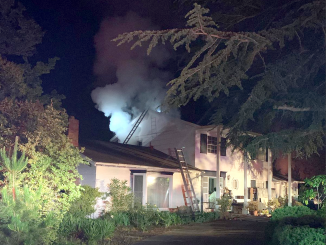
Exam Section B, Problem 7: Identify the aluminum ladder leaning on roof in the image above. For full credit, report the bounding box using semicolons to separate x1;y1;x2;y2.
175;148;200;213
123;109;148;144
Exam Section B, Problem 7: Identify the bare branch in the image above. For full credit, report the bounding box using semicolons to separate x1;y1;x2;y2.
274;105;325;112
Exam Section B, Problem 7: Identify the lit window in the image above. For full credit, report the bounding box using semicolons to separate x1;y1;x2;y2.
207;136;217;153
147;177;170;208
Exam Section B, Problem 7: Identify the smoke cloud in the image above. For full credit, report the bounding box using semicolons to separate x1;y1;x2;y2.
92;12;173;142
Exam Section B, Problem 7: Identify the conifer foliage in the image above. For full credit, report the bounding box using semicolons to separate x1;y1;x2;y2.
114;1;325;157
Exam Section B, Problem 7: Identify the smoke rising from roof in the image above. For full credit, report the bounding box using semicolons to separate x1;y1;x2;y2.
91;12;173;142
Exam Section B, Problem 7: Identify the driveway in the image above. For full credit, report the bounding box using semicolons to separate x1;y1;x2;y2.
134;216;268;245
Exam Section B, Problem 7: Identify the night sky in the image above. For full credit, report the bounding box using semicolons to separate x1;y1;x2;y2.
19;0;192;142
15;0;325;178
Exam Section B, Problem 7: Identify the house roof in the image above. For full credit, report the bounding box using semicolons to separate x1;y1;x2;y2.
81;140;200;171
273;172;302;182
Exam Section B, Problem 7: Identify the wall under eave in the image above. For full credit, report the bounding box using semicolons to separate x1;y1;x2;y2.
195;128;272;204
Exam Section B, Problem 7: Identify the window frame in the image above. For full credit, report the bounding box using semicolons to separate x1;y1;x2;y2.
207;136;218;154
133;173;147;206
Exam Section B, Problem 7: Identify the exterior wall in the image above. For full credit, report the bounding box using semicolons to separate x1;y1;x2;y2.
195;128;271;205
80;164;199;216
77;163;96;188
128;111;198;167
149;121;197;167
171;172;186;208
171;171;202;210
95;165;130;192
274;181;299;200
91;165;131;218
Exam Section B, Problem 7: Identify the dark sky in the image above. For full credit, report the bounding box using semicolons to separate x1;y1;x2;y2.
19;0;190;142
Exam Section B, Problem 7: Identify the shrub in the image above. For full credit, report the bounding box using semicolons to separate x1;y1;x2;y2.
316;206;326;219
59;214;115;244
247;201;261;212
268;198;281;211
271;206;315;221
265;207;323;245
216;196;232;213
158;211;183;227
278;196;287;207
0;186;59;245
276;225;325;245
195;212;219;223
280;215;325;229
106;178;133;213
68;185;102;216
110;212;130;227
126;204;159;231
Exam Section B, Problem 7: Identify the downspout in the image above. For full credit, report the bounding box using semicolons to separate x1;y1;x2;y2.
268;149;272;201
288;153;292;206
242;151;248;214
216;126;221;204
201;171;204;212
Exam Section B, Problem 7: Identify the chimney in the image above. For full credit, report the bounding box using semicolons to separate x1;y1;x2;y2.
68;116;79;147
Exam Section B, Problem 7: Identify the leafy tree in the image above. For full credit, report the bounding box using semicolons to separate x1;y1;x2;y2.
114;1;325;158
0;0;43;56
0;0;62;105
0;1;87;215
302;175;326;210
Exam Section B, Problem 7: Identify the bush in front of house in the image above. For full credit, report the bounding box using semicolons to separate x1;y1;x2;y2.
270;206;315;221
273;225;325;245
195;211;219;223
317;205;326;219
58;214;115;244
105;178;134;213
68;185;102;217
265;205;325;245
0;186;60;245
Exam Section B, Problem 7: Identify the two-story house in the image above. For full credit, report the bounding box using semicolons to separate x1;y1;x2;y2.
111;110;299;211
73;109;299;214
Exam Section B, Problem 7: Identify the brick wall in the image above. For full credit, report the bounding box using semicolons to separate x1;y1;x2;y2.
68;116;79;147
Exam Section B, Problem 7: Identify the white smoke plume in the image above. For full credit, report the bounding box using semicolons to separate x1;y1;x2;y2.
92;12;174;142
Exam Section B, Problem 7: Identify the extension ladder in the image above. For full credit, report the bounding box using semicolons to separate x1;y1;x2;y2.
175;148;200;212
123;109;148;144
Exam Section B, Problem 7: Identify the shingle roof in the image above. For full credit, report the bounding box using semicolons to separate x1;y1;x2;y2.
81;140;200;171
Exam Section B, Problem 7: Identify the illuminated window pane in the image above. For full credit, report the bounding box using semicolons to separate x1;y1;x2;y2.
147;177;170;208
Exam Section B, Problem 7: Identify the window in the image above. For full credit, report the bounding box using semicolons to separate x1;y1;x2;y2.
200;134;208;153
220;137;227;156
207;136;217;153
232;179;239;189
251;180;256;188
147;177;170;208
200;134;227;156
219;177;224;190
252;148;268;161
209;178;216;194
133;174;145;205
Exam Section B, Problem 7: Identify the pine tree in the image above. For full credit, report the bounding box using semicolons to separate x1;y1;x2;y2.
113;1;325;158
0;136;28;200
